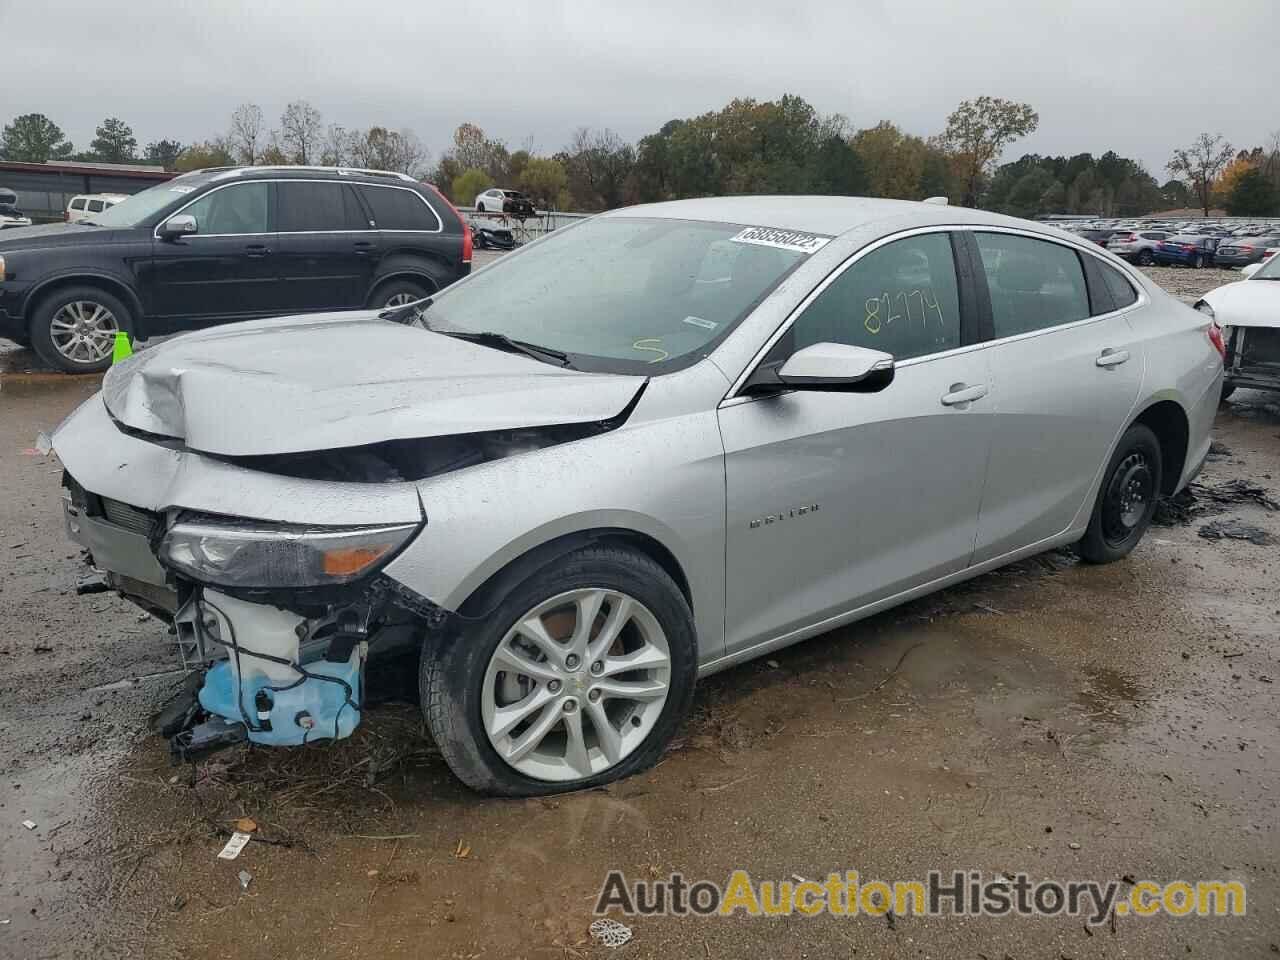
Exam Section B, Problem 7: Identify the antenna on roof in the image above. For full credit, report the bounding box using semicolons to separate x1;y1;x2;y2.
923;196;949;206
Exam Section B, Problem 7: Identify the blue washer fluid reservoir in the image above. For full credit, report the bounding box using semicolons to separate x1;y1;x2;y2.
196;590;363;746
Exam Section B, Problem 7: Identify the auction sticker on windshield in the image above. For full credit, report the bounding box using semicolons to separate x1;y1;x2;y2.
731;226;830;254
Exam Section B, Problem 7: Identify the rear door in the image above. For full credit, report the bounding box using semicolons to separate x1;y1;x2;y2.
719;230;995;656
356;184;453;290
274;180;377;312
145;180;279;329
967;231;1144;562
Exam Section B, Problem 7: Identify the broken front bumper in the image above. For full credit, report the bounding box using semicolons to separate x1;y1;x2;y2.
1225;327;1280;393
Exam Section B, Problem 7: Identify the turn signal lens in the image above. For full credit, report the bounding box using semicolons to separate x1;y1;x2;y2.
321;545;393;577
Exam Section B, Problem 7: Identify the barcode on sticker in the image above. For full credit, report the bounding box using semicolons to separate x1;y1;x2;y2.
730;226;830;254
217;831;252;860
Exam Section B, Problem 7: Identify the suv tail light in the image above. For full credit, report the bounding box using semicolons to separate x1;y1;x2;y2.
424;183;471;264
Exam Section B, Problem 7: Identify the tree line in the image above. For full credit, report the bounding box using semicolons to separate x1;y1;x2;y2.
2;97;1277;217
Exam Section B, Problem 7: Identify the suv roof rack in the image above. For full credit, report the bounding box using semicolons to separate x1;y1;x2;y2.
208;165;418;183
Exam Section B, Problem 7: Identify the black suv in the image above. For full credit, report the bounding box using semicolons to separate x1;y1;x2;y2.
0;166;471;372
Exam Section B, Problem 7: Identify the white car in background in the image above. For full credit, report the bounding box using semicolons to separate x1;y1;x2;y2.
0;187;32;229
65;193;127;223
1198;251;1280;400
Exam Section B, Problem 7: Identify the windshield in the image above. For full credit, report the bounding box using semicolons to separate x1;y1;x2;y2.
424;217;814;373
84;180;202;227
1253;254;1280;280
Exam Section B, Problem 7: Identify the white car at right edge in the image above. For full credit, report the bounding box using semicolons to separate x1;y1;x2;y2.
1198;251;1280;400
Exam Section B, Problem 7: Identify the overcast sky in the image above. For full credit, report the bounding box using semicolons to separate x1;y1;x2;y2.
1;0;1274;178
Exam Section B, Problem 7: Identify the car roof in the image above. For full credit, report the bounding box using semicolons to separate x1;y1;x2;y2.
602;195;1073;240
181;165;420;187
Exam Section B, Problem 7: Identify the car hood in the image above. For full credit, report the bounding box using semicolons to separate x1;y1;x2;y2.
102;311;647;456
1201;278;1280;329
0;222;130;248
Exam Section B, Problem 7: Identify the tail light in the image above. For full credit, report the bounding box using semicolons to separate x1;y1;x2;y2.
63;210;69;222
1196;300;1226;360
423;183;471;264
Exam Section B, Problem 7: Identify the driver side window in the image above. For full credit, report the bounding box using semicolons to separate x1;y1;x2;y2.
789;232;962;362
182;183;270;235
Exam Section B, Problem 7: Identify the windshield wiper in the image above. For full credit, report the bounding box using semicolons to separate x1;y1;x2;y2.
442;330;573;367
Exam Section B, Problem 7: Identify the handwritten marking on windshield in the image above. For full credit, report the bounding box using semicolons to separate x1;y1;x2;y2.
632;338;670;363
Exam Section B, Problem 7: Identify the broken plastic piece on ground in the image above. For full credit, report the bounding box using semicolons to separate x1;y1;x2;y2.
589;918;633;948
218;832;252;861
21;819;36;830
238;869;252;891
75;572;109;595
171;715;248;765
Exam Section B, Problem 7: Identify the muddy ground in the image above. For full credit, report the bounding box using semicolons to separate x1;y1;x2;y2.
2;266;1278;959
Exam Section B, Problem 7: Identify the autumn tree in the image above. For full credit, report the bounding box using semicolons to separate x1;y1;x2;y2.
0;113;74;162
940;96;1039;207
1167;133;1234;217
174;139;235;172
228;103;264;164
280;100;323;164
518;156;568;208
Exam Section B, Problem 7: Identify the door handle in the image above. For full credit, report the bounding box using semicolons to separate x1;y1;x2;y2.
1096;348;1130;367
353;240;375;254
244;243;271;258
940;383;989;407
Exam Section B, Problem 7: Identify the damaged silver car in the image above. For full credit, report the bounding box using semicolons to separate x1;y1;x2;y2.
52;197;1223;795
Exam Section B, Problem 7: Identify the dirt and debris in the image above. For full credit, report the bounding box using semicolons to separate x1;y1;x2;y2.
1155;478;1280;525
3;266;1280;960
1198;518;1276;546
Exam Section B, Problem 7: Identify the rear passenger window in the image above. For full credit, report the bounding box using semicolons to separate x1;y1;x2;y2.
357;186;438;231
277;182;366;232
87;199;104;213
975;233;1089;337
790;232;961;361
1098;262;1138;309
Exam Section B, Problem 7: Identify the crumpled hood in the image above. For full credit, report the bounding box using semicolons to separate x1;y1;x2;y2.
102;311;646;456
1201;278;1280;330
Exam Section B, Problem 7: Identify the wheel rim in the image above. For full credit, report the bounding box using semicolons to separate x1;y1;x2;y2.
1101;452;1154;546
384;292;419;307
48;300;118;364
481;588;672;782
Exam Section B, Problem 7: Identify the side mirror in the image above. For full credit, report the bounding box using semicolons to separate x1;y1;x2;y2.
159;213;197;239
1241;263;1261;279
742;342;895;395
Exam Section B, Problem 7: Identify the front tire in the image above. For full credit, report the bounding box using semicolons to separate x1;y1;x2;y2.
30;285;130;374
1076;424;1162;564
421;545;697;796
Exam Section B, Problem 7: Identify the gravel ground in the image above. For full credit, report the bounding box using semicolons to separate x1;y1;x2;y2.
2;267;1278;959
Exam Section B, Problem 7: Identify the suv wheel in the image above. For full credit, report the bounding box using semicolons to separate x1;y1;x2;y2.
1075;424;1162;564
421;545;697;796
30;286;129;374
476;202;486;213
1193;254;1205;269
1136;249;1154;266
370;278;433;309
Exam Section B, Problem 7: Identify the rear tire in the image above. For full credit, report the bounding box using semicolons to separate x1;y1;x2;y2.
1193;254;1205;268
476;202;486;213
30;285;131;374
421;544;697;796
1136;250;1154;266
1220;381;1236;403
1076;424;1163;564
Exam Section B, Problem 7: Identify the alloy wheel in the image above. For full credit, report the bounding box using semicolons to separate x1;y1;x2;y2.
384;292;419;307
481;588;671;782
1101;452;1153;547
48;300;119;365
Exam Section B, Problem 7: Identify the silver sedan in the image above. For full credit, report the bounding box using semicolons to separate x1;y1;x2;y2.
52;197;1223;795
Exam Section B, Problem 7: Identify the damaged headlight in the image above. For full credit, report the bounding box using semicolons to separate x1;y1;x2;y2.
157;515;419;588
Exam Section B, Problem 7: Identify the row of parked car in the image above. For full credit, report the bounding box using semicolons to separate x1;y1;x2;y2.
1059;218;1280;269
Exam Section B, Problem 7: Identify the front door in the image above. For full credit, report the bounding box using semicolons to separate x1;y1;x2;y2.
145;180;279;330
273;180;379;312
719;231;995;656
967;231;1144;562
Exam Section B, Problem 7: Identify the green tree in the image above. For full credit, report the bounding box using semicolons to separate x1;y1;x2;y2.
89;117;136;162
1224;168;1278;216
0;113;74;162
144;139;184;171
1168;133;1234;217
517;156;568;208
174;139;234;172
453;167;494;205
1006;168;1061;218
940;96;1039;207
809;135;867;195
